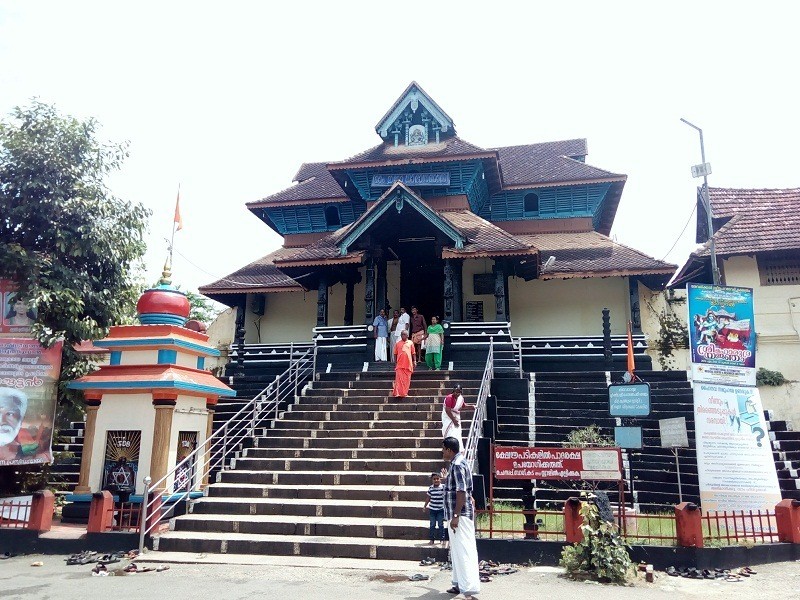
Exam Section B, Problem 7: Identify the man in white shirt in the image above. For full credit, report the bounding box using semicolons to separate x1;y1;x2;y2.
393;307;411;362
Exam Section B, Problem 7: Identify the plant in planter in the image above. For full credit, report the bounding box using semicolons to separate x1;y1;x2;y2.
560;492;633;583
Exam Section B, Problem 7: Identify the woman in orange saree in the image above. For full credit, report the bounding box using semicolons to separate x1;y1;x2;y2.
392;329;416;398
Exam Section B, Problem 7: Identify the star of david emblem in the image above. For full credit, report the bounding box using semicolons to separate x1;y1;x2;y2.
111;465;133;487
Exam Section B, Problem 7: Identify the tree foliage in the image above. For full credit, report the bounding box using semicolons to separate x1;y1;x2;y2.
0;100;150;415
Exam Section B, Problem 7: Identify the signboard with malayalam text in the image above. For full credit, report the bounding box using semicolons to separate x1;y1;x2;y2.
371;173;451;188
494;446;622;481
659;417;689;448
0;338;63;467
609;382;651;417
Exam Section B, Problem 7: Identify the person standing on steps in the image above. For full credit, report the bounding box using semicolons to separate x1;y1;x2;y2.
442;436;480;599
394;306;411;361
388;309;401;362
392;329;415;398
372;309;389;362
424;316;445;371
410;306;427;365
442;384;470;452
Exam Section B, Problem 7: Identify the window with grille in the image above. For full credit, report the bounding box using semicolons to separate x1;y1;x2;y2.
759;257;800;285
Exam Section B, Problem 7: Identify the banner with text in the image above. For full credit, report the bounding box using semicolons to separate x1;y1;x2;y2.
494;446;622;481
0;279;37;335
688;283;756;386
0;338;63;466
694;383;781;513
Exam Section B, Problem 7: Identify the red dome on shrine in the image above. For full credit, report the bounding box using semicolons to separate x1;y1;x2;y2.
137;288;190;319
136;263;191;326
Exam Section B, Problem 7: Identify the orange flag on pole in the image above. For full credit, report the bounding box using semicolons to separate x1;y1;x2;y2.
626;320;635;376
174;188;183;232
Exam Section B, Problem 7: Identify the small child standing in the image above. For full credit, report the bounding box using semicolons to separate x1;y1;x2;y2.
424;472;446;545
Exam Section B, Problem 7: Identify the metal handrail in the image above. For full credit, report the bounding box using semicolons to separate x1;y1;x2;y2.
137;346;317;549
464;337;494;473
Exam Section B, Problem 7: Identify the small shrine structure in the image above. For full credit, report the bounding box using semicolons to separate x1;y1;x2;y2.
68;268;235;498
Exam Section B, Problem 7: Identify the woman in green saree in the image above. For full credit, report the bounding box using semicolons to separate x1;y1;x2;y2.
424;316;445;370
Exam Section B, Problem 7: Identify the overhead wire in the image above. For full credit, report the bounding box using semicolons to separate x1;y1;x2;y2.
660;203;697;261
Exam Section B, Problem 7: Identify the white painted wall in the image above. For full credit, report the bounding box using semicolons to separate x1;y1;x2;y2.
89;392;154;494
206;306;235;374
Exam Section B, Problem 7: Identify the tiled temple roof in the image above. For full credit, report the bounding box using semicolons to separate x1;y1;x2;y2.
518;231;676;279
198;247;305;294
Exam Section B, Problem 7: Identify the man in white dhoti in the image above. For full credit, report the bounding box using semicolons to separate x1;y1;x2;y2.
442;436;480;599
373;309;389;361
393;307;410;362
441;384;468;451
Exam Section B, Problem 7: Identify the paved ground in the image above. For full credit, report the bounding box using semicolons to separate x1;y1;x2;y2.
2;553;799;600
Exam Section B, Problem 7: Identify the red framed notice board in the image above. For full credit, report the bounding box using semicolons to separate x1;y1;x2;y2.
493;446;622;481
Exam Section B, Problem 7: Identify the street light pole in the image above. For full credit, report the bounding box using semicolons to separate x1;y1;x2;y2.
681;118;721;286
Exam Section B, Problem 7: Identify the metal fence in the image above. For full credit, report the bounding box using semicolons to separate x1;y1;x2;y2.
0;497;32;529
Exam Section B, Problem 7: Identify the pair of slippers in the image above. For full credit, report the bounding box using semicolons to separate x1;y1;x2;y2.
66;551;97;565
408;573;429;581
419;557;436;566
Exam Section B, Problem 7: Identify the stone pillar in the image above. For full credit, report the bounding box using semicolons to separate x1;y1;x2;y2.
628;277;642;334
201;399;216;488
344;280;355;326
364;257;375;324
493;261;508;322
675;502;703;547
149;394;177;491
74;393;102;494
316;272;328;327
452;260;463;321
443;260;455;323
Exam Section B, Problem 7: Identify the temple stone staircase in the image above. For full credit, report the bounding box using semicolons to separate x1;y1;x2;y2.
155;369;482;560
47;420;85;494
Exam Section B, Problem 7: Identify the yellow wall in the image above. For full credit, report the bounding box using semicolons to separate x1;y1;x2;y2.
507;275;630;336
250;291;316;343
723;255;800;423
639;285;690;372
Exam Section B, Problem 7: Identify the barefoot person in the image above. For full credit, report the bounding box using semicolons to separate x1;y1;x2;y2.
424;316;444;371
372;309;389;362
442;384;469;451
410;306;427;364
442;436;480;599
392;330;415;398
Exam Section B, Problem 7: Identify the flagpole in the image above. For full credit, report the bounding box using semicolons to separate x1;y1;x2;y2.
169;183;181;269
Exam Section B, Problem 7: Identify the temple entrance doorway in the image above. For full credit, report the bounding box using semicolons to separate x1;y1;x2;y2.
399;239;444;323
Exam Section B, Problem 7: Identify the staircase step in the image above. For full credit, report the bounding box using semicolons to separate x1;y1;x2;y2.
156;531;447;561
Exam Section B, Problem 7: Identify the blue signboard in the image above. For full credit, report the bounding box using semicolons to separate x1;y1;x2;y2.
371;173;451;187
609;382;651;417
615;426;643;449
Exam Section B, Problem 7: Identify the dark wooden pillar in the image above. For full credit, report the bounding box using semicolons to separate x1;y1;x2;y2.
628;277;642;334
602;308;613;368
364;257;375;324
443;259;455;323
316;272;328;327
376;258;388;314
493;261;508;322
234;296;246;374
344;280;355;326
453;260;463;321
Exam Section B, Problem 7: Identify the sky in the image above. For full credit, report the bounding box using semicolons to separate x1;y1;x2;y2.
1;1;799;297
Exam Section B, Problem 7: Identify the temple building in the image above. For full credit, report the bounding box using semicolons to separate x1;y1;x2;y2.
200;82;675;366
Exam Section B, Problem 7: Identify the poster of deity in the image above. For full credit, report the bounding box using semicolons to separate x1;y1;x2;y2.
687;283;756;386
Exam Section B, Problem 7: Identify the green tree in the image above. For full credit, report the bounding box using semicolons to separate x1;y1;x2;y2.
0;100;151;417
